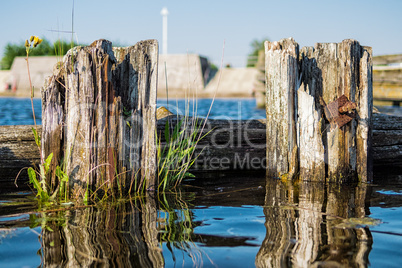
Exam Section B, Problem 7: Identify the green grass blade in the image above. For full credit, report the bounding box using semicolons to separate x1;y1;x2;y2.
164;120;170;143
32;127;41;148
44;153;53;174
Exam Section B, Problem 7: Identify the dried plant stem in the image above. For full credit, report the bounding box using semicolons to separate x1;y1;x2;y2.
26;56;44;164
26;58;36;125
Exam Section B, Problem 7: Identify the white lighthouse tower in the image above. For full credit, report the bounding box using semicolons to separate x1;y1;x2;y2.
160;7;169;55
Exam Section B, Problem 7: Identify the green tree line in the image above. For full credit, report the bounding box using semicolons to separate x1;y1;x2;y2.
247;37;269;67
1;37;268;69
1;38;79;70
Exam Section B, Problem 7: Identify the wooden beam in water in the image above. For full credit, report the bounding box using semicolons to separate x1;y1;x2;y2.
373;66;402;106
372;54;402;65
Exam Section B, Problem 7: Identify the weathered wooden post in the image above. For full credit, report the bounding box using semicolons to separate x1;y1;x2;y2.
41;39;158;198
265;38;373;183
265;38;299;180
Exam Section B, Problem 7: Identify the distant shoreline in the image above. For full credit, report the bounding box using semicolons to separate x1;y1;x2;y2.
0;92;41;99
0;91;255;99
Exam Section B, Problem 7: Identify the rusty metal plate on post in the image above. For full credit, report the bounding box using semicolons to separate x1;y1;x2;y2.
322;95;357;128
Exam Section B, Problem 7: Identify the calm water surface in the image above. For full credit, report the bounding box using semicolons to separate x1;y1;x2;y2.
0;98;266;125
0;98;42;125
0;97;401;267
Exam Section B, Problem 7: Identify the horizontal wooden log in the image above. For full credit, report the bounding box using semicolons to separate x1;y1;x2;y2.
372;113;402;130
0;125;40;171
372;66;402;105
0;113;401;187
373;66;402;84
373;54;402;65
371;113;402;167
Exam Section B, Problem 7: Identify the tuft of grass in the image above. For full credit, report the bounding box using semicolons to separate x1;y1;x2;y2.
157;115;210;191
157;68;213;191
156;43;225;192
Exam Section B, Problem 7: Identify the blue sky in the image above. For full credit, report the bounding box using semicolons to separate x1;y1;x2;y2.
1;0;401;67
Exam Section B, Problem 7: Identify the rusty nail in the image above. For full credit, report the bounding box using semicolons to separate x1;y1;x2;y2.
339;101;357;114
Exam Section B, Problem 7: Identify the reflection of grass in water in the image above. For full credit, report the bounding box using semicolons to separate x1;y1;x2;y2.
29;211;67;232
334;217;382;229
21;190;214;267
157;192;215;267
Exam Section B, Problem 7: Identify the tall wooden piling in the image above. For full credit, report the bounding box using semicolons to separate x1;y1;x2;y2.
265;38;299;179
265;38;373;183
41;39;158;198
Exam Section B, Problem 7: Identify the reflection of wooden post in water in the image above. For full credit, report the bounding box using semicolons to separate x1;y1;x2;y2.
256;179;372;267
41;39;158;197
41;196;163;267
325;183;373;266
265;38;373;183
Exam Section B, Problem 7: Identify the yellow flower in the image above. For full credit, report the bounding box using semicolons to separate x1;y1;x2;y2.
25;39;30;48
33;36;43;48
30;36;34;42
